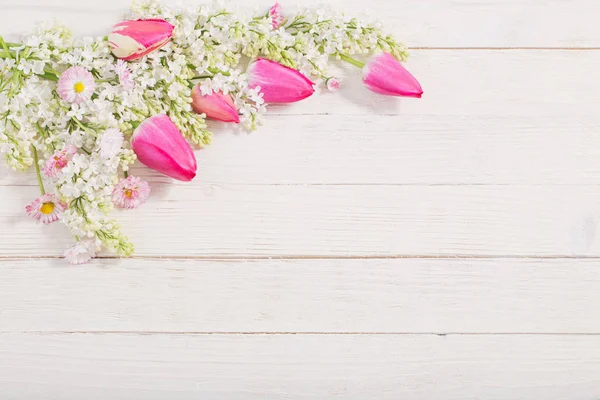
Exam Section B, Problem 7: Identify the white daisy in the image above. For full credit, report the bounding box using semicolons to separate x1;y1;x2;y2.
57;66;96;104
64;239;98;265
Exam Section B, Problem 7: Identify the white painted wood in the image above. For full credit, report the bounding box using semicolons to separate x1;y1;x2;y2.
3;50;599;186
1;0;600;397
2;185;600;257
5;114;600;186
1;333;600;399
2;258;600;333
1;0;598;48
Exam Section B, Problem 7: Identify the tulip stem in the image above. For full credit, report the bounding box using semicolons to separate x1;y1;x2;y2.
32;146;46;195
339;53;365;69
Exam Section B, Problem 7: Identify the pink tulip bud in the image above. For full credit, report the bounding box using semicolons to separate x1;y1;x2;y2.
109;19;174;61
363;52;423;98
191;87;240;123
131;114;197;182
247;58;315;103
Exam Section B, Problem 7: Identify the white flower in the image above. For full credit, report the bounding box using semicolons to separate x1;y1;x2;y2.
99;128;124;159
57;66;96;104
64;239;97;265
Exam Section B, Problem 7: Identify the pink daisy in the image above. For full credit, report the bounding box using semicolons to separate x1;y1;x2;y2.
112;176;151;209
43;145;77;178
269;2;284;29
115;60;134;92
57;66;96;104
64;239;97;265
25;193;67;224
326;77;340;93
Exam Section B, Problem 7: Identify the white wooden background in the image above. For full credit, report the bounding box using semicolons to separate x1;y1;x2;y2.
1;0;599;398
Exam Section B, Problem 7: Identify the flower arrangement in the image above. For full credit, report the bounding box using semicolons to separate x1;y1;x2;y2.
0;0;422;264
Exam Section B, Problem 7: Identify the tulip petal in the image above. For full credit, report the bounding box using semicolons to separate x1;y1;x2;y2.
132;114;197;182
191;87;240;123
109;19;174;61
247;58;315;103
362;52;423;98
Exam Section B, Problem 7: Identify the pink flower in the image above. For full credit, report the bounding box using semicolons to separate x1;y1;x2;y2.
57;66;96;104
362;52;423;98
326;77;340;92
43;145;77;178
25;193;67;224
191;87;240;123
112;176;151;209
131;114;197;182
115;59;134;91
108;19;174;61
64;239;97;265
269;3;284;29
247;58;315;103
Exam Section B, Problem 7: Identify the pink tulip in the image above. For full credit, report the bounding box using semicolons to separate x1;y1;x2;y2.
191;87;240;123
131;114;197;182
108;19;174;61
363;52;423;98
247;58;315;103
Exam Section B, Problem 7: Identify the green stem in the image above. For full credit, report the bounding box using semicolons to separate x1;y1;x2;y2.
32;147;45;195
38;71;59;81
0;36;13;59
207;67;231;76
339;53;365;69
123;169;129;178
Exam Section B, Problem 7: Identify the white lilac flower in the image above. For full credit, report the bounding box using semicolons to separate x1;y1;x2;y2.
57;66;96;104
99;128;124;159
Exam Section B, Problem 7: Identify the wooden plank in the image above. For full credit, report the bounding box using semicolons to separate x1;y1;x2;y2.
1;333;599;399
1;0;598;47
4;114;600;186
2;258;600;333
3;50;600;186
1;184;599;257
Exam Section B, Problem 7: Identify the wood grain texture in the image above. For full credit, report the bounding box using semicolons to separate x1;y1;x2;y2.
1;0;599;396
2;258;600;333
5;114;600;186
3;50;600;186
1;333;600;400
1;0;598;48
2;184;600;257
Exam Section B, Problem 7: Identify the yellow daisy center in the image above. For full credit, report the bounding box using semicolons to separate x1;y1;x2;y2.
40;202;55;215
124;189;134;198
74;82;85;93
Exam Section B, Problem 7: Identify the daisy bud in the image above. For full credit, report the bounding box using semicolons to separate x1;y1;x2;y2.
108;19;174;61
269;2;284;29
131;114;197;182
362;52;423;98
247;58;315;103
326;77;340;93
191;87;240;123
